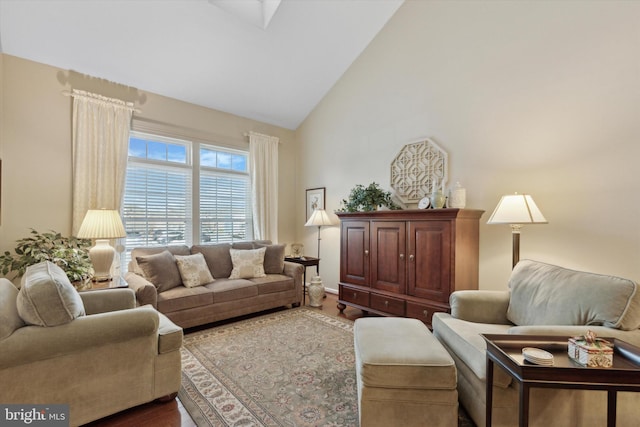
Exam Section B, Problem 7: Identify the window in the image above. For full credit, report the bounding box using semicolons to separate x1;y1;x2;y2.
121;132;252;270
199;145;251;243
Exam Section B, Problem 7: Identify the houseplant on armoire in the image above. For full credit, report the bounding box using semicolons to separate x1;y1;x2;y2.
338;182;400;212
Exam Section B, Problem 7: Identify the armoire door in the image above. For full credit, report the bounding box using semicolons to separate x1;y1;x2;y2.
407;220;451;302
370;221;406;294
340;220;370;286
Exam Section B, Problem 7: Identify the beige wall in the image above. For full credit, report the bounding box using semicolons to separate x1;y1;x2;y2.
296;0;640;292
0;53;3;214
0;54;297;262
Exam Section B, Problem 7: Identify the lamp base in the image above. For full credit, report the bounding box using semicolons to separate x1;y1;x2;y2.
89;239;115;282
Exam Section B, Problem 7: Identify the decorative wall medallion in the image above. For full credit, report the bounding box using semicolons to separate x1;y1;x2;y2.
390;138;449;205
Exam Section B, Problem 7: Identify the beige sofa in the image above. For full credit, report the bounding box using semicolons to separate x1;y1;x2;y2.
433;259;640;427
125;241;304;328
0;262;182;427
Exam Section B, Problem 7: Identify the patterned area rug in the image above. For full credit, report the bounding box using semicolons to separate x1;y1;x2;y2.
179;308;357;426
178;307;476;426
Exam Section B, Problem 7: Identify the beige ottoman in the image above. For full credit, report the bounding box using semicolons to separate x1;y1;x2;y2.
354;317;458;427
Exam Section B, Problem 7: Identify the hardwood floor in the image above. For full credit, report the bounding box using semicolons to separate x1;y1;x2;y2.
83;292;364;427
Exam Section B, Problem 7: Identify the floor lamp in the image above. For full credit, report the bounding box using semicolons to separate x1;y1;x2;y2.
304;208;335;274
77;209;126;281
487;193;547;269
304;208;334;306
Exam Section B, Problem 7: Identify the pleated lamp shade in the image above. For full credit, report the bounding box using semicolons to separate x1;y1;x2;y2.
77;209;126;281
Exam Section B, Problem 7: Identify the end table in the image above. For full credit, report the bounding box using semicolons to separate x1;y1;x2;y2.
482;334;640;427
85;276;128;291
284;256;319;306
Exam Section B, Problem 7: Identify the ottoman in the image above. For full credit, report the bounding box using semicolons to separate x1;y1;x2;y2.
354;317;458;427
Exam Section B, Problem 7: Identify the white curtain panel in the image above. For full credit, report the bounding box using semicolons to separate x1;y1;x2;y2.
249;132;279;241
71;90;134;235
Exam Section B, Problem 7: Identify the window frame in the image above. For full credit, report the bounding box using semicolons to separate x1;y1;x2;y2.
121;131;252;271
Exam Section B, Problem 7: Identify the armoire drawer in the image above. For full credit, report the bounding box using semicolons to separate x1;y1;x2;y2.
406;301;448;327
341;286;370;307
370;293;405;316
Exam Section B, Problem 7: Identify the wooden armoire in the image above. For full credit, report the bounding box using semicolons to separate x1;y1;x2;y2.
337;209;483;328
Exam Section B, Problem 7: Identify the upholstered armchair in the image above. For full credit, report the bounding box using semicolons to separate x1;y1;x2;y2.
0;262;183;427
433;259;640;427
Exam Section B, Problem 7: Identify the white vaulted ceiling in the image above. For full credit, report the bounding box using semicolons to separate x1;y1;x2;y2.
0;0;404;129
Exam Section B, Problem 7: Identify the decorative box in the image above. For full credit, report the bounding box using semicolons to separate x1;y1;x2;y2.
568;331;613;367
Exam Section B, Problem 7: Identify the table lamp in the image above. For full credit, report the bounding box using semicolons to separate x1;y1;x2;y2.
77;209;126;281
487;193;547;269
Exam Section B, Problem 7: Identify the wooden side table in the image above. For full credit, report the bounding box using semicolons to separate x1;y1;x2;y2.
482;334;640;427
284;256;319;306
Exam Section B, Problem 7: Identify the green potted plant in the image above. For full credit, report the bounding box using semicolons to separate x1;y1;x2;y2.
0;229;94;289
338;182;401;212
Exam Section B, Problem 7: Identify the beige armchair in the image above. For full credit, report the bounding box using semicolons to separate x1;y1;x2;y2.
433;259;640;427
0;262;183;427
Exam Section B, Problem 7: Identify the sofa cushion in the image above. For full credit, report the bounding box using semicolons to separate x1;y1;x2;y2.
229;247;267;279
17;261;86;327
191;243;233;279
206;279;259;303
256;243;286;274
507;260;640;330
0;279;25;339
136;250;183;293
432;313;513;388
157;285;214;313
232;240;272;250
232;242;257;250
250;274;295;294
175;253;214;288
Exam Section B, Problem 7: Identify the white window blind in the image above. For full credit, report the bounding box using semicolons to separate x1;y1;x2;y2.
200;172;251;242
200;144;252;243
123;163;192;248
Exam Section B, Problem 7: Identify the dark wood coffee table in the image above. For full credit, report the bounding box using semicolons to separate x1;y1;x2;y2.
482;334;640;427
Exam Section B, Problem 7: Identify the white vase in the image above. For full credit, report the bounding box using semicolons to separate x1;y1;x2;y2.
308;276;324;307
448;182;466;208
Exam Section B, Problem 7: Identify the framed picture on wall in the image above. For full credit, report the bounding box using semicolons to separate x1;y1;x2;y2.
306;187;325;221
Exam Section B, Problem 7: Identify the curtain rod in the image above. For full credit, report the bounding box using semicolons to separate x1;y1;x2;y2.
62;90;142;113
243;132;282;143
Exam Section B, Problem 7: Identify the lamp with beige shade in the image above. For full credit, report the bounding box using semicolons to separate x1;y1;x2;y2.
77;209;126;281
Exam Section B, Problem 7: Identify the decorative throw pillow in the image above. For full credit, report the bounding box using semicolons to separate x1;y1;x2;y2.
232;242;257;250
256;243;286;274
136;250;182;292
191;243;233;278
229;247;267;279
17;261;86;327
129;245;191;276
175;253;215;288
